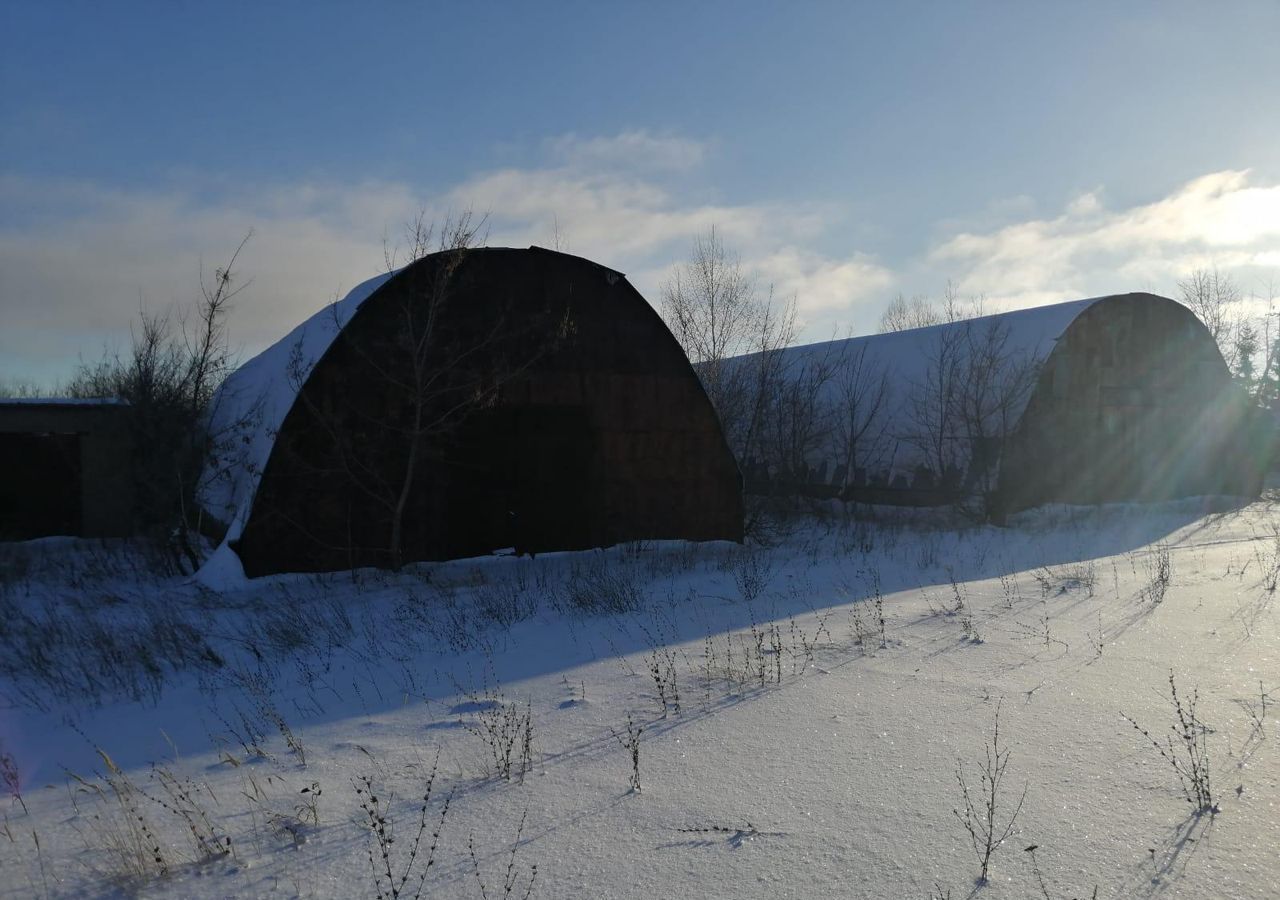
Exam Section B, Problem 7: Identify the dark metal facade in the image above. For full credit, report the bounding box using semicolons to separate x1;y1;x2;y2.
234;247;743;576
997;293;1264;513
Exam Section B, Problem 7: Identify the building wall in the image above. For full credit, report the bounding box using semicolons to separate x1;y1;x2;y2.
997;294;1257;513
0;402;134;538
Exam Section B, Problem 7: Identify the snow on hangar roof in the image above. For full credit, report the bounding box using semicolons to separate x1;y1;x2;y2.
199;268;397;546
720;294;1118;475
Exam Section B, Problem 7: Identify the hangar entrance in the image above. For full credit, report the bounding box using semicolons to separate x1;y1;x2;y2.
444;405;594;558
0;432;82;539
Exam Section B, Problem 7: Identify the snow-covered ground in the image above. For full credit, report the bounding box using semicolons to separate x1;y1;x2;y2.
1;497;1277;899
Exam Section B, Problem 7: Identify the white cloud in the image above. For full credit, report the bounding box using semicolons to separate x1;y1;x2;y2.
930;169;1280;308
6;155;1279;390
446;166;770;261
752;247;894;316
0;176;417;382
1;132;899;384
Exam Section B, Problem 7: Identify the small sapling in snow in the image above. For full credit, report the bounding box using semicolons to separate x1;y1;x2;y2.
147;765;234;863
0;749;26;815
469;808;537;900
948;570;967;613
864;569;888;648
1086;610;1104;660
1235;680;1271;743
953;701;1026;884
731;547;774;604
1122;672;1215;813
1140;543;1174;605
610;715;643;793
646;647;681;717
1023;844;1097;900
1253;524;1280;593
354;752;451;900
848;604;868;650
998;571;1019;609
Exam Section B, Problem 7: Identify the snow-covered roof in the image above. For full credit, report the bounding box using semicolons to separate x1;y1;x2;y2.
724;294;1110;481
198;268;397;546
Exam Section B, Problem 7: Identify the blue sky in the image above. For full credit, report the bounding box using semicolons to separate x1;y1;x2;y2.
3;1;1279;384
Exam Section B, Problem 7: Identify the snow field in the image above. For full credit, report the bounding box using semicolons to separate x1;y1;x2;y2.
0;498;1277;898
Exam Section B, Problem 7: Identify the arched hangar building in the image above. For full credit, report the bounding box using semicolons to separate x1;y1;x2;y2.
200;247;744;577
729;292;1266;514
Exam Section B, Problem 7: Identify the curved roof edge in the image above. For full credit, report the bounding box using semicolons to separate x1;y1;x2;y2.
781;294;1106;360
198;267;397;545
730;292;1117;393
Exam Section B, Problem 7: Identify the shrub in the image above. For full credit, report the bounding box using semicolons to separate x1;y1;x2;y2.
1140;543;1174;605
1122;672;1215;813
463;698;534;783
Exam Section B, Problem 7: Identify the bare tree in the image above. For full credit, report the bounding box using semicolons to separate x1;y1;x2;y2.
660;228;797;467
831;342;892;492
878;281;988;333
898;316;1038;514
661;228;758;378
286;212;566;570
0;377;52;398
1178;267;1241;359
1181;270;1278;477
1256;306;1280;412
901;325;965;487
1230;282;1280;477
951;320;1040;515
292;214;475;570
68;232;255;571
761;341;841;492
879;293;941;332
